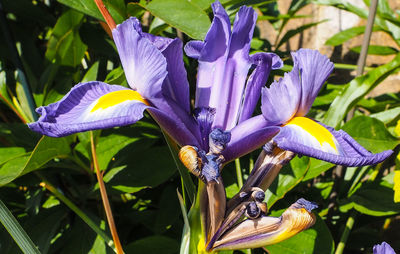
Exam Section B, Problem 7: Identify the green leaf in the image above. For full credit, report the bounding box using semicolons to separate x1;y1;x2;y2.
0;136;72;186
350;45;398;55
325;26;380;46
0;147;27;165
265;215;334;254
323;53;400;128
370;107;400;124
341;116;399;153
339;182;400;216
125;236;179;254
138;0;211;40
303;159;334;181
108;146;177;190
0;155;30;186
45;9;87;67
265;156;310;207
96;125;158;170
57;0;126;24
0;199;41;254
23;136;72;175
81;61;100;83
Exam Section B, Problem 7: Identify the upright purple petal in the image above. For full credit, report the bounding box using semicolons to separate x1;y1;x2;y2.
211;5;257;130
293;49;334;116
185;1;231;109
112;17;167;100
261;65;301;125
239;52;283;123
28;82;148;137
273;117;393;166
223;115;279;162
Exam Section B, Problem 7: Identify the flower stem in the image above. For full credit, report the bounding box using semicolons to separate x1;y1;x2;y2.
235;158;243;188
335;210;357;254
90;131;124;254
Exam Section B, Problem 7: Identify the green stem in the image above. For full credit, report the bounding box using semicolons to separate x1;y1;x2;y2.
235;158;243;188
335;210;357;254
36;173;116;253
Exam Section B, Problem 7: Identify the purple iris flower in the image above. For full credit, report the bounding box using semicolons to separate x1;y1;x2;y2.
28;2;282;166
259;48;392;166
373;242;396;254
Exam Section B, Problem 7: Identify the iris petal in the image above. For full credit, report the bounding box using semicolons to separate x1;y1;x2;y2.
112;17;168;100
210;5;256;130
293;49;334;116
28;82;149;137
239;52;283;123
273;117;393;166
261;65;301;126
223;115;280;162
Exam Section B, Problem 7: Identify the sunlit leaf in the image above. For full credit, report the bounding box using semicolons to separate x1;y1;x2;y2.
323;53;400;128
138;0;211;40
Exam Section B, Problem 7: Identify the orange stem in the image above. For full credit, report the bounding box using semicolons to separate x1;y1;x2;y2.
94;0;116;31
90;132;124;254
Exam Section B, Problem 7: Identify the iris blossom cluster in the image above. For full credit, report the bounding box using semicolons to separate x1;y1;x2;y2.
29;0;392;252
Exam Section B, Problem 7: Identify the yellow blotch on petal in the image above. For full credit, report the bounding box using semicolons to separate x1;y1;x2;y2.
284;116;337;151
91;90;148;112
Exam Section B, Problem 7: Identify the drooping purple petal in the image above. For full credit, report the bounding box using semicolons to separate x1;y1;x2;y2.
239;52;283;123
112;17;167;100
211;5;257;130
261;65;301;126
28;82;149;137
293;49;334;116
273;117;393;166
373;242;396;254
185;1;231;109
223;115;280;162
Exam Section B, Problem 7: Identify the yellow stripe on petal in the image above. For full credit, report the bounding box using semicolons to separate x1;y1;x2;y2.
284;117;337;151
91;90;148;112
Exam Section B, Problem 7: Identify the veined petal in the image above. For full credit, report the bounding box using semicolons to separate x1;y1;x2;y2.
112;17;167;100
141;30;191;113
239;52;283;123
261;62;301;126
212;198;317;250
223;115;280;162
273;117;393;166
28;82;149;137
187;1;231;108
293;49;334;116
211;5;256;130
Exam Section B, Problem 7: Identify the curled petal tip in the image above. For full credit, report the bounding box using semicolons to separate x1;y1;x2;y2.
291;198;318;212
